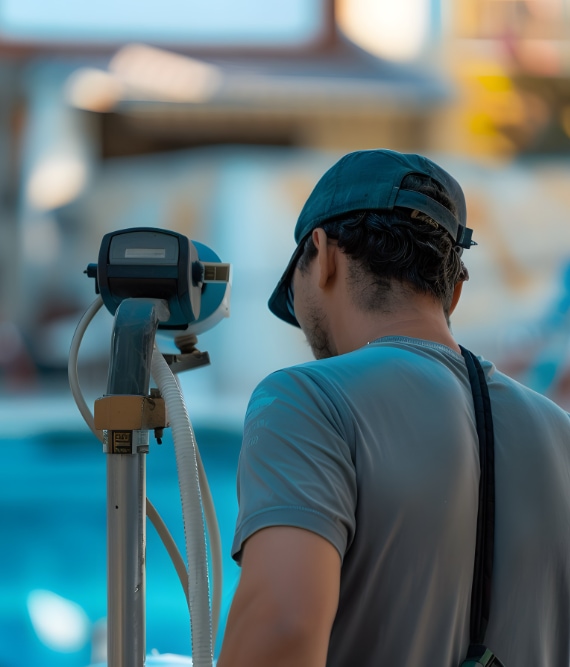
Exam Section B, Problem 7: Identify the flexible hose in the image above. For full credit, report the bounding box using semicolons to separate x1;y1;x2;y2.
68;296;105;441
151;349;213;667
146;501;189;605
169;374;223;647
194;444;223;647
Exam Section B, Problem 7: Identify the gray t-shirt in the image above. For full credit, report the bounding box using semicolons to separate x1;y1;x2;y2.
232;337;570;667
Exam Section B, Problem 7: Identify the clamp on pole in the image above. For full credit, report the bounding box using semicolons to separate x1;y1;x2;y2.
94;392;169;451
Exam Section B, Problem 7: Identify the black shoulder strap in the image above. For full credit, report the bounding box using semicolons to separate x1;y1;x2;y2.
459;346;496;645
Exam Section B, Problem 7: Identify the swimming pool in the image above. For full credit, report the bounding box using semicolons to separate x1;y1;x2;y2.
0;422;242;667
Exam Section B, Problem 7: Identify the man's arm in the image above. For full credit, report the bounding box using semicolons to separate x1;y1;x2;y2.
217;526;341;667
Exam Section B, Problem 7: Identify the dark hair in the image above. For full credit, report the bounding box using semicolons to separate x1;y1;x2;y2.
296;174;466;317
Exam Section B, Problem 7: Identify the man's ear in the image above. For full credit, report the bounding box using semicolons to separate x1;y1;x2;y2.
313;228;336;289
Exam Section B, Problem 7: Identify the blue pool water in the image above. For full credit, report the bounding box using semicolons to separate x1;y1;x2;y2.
0;424;242;667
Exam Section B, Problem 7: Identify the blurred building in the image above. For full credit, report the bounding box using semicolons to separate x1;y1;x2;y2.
0;0;453;394
0;0;570;407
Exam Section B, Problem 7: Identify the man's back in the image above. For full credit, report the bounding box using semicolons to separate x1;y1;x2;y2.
232;336;570;666
485;345;570;664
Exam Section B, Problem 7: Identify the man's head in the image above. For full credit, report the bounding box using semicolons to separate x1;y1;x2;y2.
268;149;473;330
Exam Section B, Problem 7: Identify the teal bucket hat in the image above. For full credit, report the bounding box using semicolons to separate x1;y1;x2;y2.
268;149;474;327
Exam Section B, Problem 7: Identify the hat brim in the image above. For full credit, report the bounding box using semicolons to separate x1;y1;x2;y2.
267;240;308;328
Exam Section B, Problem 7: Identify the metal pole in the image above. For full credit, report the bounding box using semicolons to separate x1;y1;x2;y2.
105;298;169;667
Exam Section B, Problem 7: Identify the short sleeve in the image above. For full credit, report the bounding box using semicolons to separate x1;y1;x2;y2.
231;368;357;564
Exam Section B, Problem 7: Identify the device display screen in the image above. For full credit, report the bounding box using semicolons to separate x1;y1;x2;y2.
109;231;179;265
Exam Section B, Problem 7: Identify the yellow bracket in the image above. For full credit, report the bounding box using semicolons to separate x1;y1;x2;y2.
94;394;168;431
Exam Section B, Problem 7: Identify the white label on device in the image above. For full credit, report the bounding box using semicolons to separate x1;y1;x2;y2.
125;248;166;259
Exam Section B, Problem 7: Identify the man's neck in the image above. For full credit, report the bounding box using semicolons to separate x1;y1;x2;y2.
332;296;460;356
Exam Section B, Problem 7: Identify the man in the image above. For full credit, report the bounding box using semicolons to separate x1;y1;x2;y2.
217;149;570;667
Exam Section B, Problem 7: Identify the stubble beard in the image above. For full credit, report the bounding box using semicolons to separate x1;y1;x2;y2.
305;306;335;360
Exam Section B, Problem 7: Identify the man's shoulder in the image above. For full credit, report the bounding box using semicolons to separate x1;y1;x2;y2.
245;364;324;422
487;362;570;423
250;339;460;405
